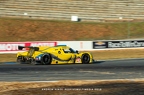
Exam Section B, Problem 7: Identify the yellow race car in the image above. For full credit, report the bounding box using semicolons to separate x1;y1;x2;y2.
17;45;94;65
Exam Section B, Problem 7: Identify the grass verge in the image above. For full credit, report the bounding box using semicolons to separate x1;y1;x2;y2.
1;17;144;41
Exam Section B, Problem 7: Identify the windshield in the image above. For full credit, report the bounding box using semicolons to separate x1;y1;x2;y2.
69;48;77;53
63;47;78;53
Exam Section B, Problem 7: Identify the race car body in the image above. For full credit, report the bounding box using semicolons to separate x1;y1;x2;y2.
17;45;94;65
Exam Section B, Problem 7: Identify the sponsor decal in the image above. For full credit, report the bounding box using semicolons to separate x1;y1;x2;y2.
95;41;105;45
0;42;57;51
76;57;81;63
93;40;144;49
108;41;144;48
27;42;57;47
0;43;25;51
93;41;106;49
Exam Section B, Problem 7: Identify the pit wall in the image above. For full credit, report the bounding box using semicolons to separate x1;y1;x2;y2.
0;40;144;54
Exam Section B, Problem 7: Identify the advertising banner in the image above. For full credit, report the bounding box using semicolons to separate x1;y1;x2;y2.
0;41;57;52
93;40;144;49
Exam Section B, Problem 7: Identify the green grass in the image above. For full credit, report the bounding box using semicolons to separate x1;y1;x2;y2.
0;17;144;41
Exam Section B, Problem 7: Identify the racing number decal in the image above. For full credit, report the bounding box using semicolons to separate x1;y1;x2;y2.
76;57;81;63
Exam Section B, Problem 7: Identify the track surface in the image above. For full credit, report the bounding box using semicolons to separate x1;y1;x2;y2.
0;59;144;81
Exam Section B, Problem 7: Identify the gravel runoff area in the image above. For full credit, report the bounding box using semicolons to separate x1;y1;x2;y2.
0;79;144;95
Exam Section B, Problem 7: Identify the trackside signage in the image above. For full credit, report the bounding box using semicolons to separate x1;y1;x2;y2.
0;42;57;51
93;40;144;49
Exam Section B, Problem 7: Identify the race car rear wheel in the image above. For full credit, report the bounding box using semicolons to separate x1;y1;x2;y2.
81;53;90;64
41;53;52;65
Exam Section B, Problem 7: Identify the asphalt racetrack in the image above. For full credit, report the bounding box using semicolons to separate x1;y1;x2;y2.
0;59;144;81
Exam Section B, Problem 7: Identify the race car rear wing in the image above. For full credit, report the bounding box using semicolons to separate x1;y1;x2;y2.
18;46;39;51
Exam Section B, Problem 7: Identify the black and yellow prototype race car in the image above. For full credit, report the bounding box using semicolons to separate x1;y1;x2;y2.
17;45;94;65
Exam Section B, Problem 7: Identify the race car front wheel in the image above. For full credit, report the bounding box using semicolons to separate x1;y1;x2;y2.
81;53;90;64
41;53;52;65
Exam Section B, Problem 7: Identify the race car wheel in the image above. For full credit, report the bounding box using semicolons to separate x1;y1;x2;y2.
17;56;25;64
81;53;90;64
41;53;52;65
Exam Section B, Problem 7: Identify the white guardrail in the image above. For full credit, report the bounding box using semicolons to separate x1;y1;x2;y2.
0;40;144;54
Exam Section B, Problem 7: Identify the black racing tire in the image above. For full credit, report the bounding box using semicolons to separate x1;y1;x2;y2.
17;56;25;64
81;53;90;64
41;53;52;65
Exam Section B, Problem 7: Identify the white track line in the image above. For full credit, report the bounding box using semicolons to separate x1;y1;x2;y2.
19;78;144;83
